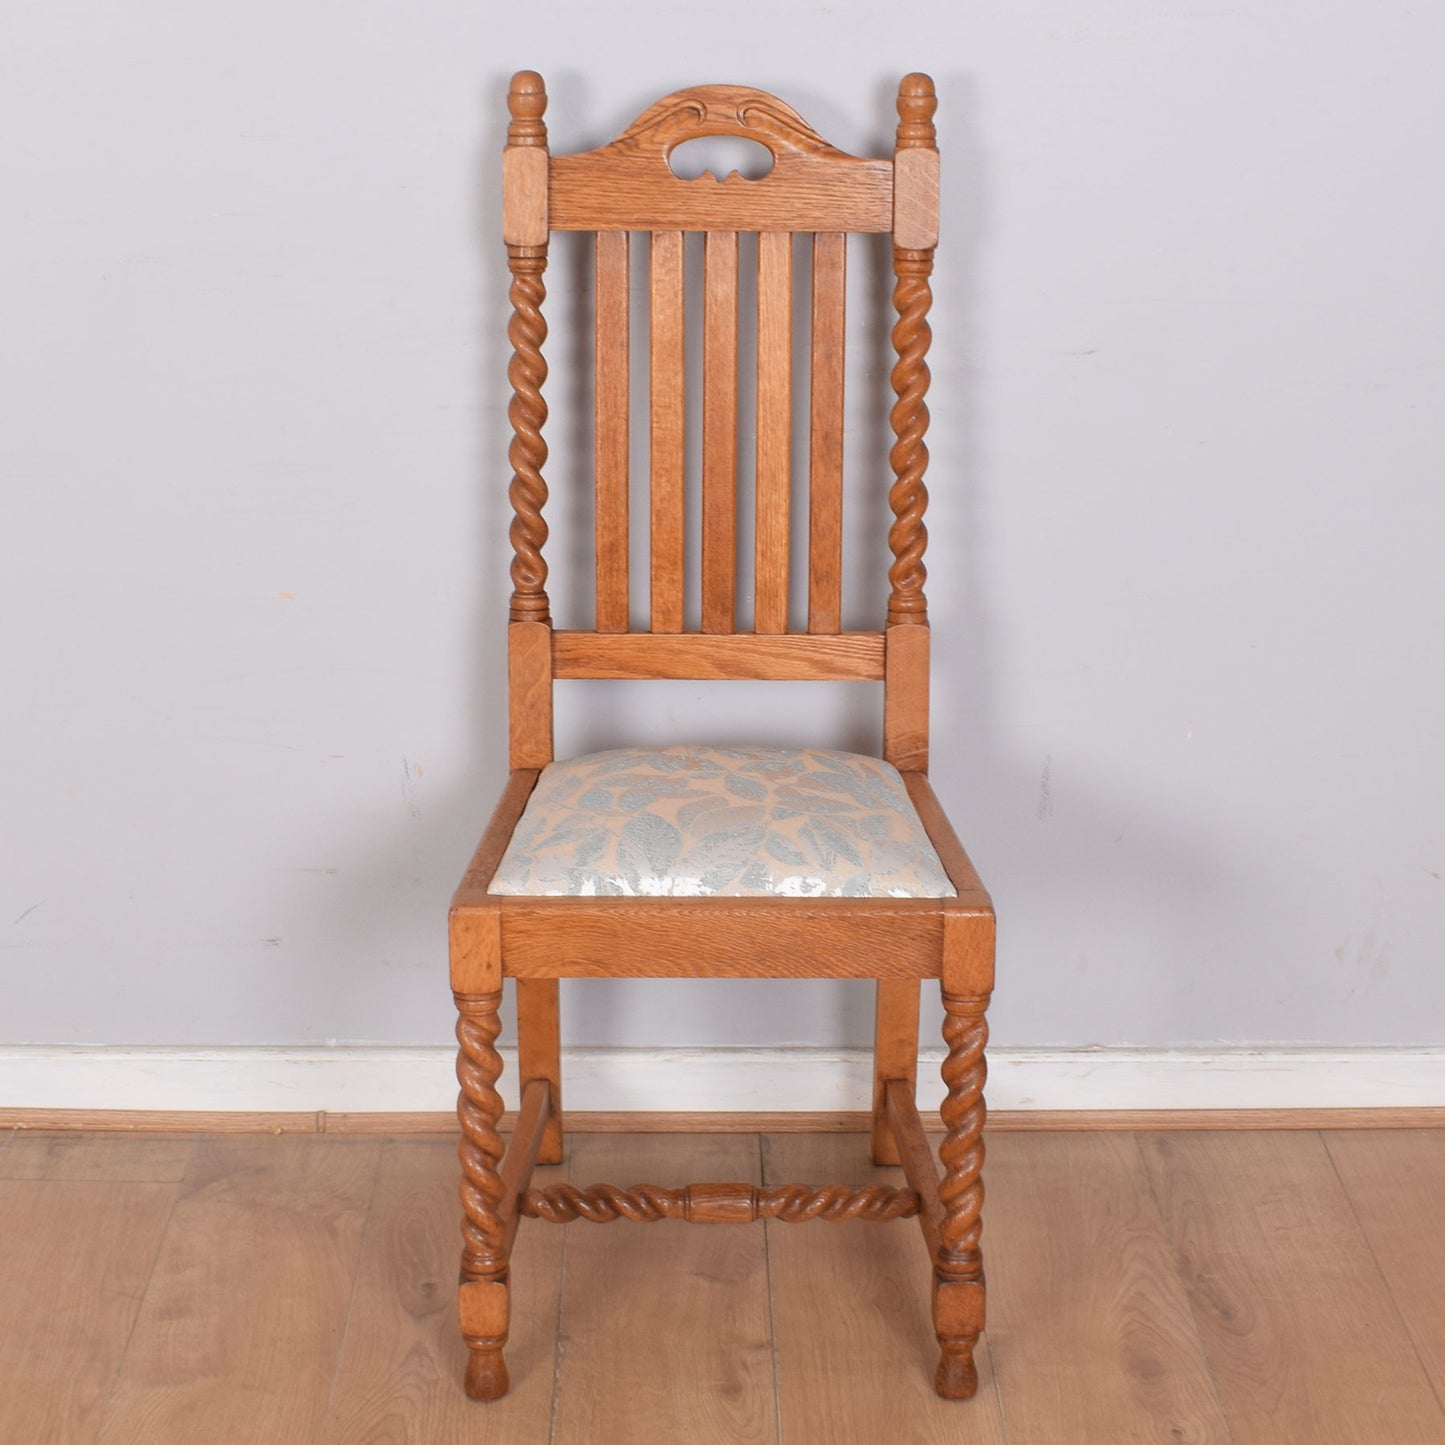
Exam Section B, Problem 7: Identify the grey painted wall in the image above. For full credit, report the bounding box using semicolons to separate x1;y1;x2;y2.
3;1;1442;1052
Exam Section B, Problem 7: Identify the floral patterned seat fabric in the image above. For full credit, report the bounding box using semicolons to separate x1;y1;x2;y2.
490;745;957;899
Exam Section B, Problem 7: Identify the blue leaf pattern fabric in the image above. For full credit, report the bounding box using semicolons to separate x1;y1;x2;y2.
490;746;956;898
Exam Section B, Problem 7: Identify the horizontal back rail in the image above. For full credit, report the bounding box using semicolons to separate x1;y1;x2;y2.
550;168;893;233
552;630;885;681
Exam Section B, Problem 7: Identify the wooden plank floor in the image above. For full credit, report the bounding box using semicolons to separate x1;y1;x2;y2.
1;1126;1442;1443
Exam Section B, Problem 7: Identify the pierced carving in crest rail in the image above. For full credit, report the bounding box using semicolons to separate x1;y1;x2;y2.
580;86;873;170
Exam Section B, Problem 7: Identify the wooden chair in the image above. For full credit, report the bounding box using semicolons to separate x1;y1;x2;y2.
449;70;995;1404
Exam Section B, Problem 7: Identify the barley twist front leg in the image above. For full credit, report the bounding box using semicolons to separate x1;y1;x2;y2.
456;989;509;1400
934;988;989;1399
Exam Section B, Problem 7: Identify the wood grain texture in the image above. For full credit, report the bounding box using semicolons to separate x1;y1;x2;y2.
522;1111;876;1135
548;84;891;234
885;1082;944;1260
552;628;883;680
807;231;847;634
883;621;930;772
508;621;553;769
593;230;630;632
551;166;893;233
1141;1130;1445;1443
97;1136;380;1445
942;909;996;998
1;1109;341;1134
450;907;500;996
764;1132;1009;1443
649;230;685;633
516;979;564;1164
502;72;548;247
499;898;943;978
984;1131;1233;1443
871;979;920;1166
1325;1130;1445;1405
986;1106;1445;1132
11;1105;1445;1137
10;1129;1445;1440
551;1133;775;1444
319;1136;566;1445
702;230;739;633
451;769;540;907
892;75;939;250
0;1129;196;1181
753;229;792;633
497;1079;553;1254
903;771;991;903
0;1177;180;1444
893;148;939;250
502;149;548;249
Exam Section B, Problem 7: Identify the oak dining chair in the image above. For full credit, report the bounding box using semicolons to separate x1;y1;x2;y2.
448;70;995;1404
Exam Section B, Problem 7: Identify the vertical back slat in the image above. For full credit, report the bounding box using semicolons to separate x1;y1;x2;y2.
701;231;739;633
594;231;630;632
754;231;793;634
649;230;686;633
808;231;847;634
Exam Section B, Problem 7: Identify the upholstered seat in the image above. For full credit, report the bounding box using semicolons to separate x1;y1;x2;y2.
490;746;957;899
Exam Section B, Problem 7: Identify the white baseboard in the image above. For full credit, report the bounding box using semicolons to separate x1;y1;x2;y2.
1;1044;1442;1114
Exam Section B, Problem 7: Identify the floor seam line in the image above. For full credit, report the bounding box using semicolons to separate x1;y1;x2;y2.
1322;1130;1445;1423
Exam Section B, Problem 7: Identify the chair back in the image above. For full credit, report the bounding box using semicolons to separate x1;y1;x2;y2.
501;73;940;774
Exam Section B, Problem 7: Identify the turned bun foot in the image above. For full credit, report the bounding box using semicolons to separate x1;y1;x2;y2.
465;1347;510;1401
934;1343;979;1400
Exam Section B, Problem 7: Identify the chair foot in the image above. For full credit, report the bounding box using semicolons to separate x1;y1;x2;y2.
465;1345;510;1401
934;1338;979;1399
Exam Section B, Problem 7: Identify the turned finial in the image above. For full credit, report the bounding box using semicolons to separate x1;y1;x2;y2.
896;73;937;149
508;70;548;145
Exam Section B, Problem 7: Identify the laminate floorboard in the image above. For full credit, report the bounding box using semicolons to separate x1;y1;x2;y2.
1141;1130;1445;1445
549;1132;776;1445
319;1135;567;1445
5;1126;1444;1443
96;1135;380;1445
0;1175;180;1443
984;1131;1232;1444
1;1130;198;1183
1326;1129;1445;1406
763;1131;1008;1445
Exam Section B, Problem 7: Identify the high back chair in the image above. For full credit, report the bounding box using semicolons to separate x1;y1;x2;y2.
449;70;995;1404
